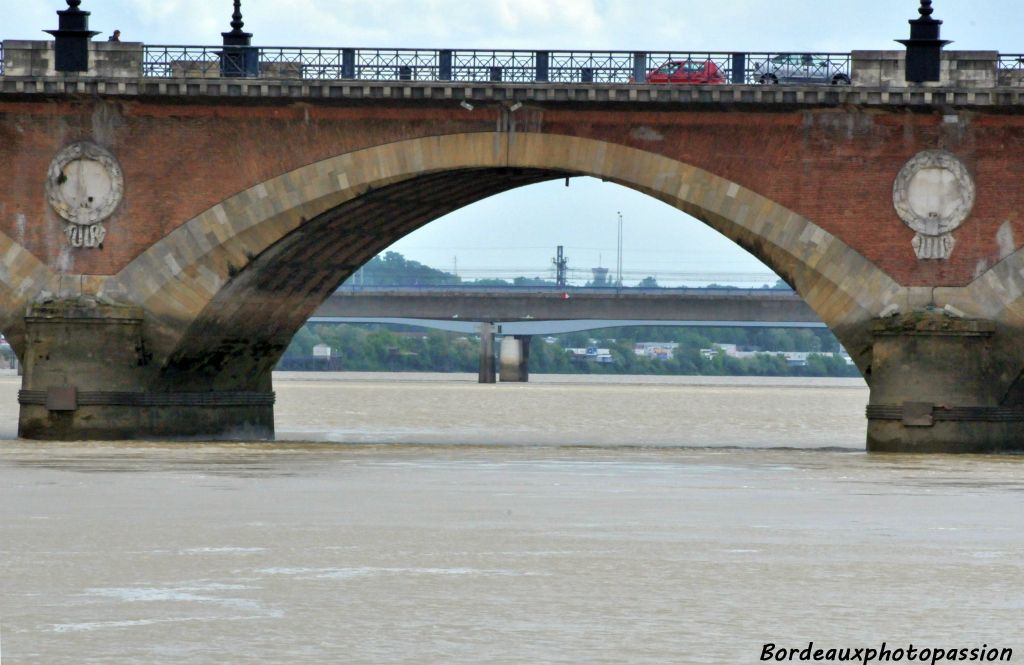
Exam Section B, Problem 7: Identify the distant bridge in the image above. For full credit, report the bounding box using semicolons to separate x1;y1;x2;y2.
309;286;824;383
310;286;823;332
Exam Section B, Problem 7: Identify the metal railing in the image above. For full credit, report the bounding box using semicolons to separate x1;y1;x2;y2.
140;46;854;85
998;54;1024;70
998;54;1024;85
5;45;1024;84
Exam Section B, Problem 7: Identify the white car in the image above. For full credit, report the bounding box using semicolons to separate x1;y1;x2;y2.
754;54;851;85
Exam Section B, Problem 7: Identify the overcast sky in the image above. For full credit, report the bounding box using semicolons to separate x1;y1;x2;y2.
6;1;1022;284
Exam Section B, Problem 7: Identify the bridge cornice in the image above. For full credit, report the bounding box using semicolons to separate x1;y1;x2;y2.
3;77;1024;111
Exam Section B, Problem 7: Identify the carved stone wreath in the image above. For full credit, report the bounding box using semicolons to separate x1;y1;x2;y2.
45;142;124;248
893;150;975;260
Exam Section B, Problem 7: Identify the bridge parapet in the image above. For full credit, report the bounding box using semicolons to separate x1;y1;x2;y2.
2;72;1022;109
3;39;1023;97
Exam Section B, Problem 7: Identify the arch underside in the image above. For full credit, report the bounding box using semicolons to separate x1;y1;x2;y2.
96;132;916;391
157;171;878;391
159;168;568;390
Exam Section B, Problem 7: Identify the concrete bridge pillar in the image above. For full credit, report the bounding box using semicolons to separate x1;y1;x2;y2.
17;299;275;441
478;322;496;384
864;312;1024;454
499;335;531;382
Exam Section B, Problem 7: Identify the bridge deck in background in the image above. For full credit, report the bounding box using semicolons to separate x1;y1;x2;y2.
310;287;823;333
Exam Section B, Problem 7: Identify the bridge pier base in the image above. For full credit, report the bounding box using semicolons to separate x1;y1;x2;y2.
865;313;1024;454
478;322;496;384
16;300;275;441
499;335;531;382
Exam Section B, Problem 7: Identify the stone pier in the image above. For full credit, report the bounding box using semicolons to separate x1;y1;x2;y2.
864;313;1024;454
499;335;531;382
17;298;275;441
478;322;496;384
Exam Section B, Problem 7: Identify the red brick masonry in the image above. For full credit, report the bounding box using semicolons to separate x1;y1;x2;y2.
2;96;1022;286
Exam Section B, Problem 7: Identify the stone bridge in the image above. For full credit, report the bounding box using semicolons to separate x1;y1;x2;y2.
5;29;1024;451
314;286;824;383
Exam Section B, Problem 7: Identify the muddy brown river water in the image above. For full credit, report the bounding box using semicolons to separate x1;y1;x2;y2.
1;373;1021;664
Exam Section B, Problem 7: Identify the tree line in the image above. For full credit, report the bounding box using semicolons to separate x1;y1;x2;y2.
346;251;792;290
280;323;859;377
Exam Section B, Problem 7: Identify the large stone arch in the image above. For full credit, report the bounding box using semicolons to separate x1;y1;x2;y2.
95;132;903;390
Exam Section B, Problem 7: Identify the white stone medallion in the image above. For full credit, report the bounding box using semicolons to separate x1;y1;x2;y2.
45;142;124;248
893;150;975;260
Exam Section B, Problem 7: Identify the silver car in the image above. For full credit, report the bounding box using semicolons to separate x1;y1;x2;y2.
754;54;851;85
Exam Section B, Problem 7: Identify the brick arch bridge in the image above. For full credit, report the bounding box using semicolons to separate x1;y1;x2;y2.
5;88;1024;452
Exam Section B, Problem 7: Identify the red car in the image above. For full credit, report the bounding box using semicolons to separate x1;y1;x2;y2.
639;59;726;84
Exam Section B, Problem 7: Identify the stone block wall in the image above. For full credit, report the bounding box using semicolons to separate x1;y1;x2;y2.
852;50;998;88
166;60;302;79
2;40;143;78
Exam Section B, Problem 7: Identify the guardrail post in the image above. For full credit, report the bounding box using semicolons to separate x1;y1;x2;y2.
439;49;452;80
632;52;647;83
731;53;746;84
535;51;549;82
341;48;356;79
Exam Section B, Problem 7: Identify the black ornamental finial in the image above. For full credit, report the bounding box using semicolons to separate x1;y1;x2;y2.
66;0;83;9
230;0;245;32
222;0;253;45
918;0;934;18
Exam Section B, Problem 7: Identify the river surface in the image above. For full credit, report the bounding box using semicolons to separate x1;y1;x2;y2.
1;373;1022;664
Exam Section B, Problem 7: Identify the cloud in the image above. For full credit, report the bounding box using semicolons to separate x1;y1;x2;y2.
6;1;1024;52
494;0;603;35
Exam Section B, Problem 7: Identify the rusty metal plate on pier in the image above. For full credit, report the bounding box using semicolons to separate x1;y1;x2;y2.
46;386;78;412
902;401;934;427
